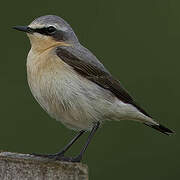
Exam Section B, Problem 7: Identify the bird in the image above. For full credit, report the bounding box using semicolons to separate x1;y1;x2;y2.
13;15;173;162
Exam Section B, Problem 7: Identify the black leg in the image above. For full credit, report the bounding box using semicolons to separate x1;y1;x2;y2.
31;130;85;159
64;121;100;162
56;130;85;156
32;122;100;163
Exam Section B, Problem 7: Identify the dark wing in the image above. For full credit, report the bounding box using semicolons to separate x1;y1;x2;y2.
56;46;151;118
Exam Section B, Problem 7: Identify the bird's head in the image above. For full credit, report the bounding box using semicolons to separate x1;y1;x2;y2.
13;15;78;52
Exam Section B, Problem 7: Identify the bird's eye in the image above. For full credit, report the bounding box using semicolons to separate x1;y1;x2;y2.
47;26;56;34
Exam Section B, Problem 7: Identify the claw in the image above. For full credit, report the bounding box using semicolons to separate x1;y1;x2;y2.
30;153;62;159
31;152;81;162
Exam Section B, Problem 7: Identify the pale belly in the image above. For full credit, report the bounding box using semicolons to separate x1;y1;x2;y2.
27;49;116;131
26;48;151;131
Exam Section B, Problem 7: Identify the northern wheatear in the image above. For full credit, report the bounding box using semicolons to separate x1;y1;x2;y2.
13;15;173;162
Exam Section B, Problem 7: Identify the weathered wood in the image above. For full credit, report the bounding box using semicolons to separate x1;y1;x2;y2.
0;152;88;180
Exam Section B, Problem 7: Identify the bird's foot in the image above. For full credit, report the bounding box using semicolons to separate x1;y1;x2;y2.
31;152;81;162
30;152;63;159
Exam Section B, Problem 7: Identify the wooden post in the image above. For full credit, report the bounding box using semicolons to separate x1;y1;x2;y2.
0;152;88;180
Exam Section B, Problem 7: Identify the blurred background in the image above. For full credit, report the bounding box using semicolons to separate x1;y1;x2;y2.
0;0;179;179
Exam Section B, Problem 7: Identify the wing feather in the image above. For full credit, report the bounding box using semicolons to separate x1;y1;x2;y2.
56;46;151;118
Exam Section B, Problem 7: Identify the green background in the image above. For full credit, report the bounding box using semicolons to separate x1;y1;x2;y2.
0;0;179;179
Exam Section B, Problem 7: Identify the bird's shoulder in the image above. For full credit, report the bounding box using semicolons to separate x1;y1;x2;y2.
56;43;110;74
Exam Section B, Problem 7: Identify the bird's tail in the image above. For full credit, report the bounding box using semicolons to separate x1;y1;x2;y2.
144;123;174;135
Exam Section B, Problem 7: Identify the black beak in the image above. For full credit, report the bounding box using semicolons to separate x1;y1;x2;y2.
13;26;33;33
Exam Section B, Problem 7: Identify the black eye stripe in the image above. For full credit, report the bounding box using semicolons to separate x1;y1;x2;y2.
31;27;66;41
47;26;56;33
33;27;56;35
34;28;49;35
